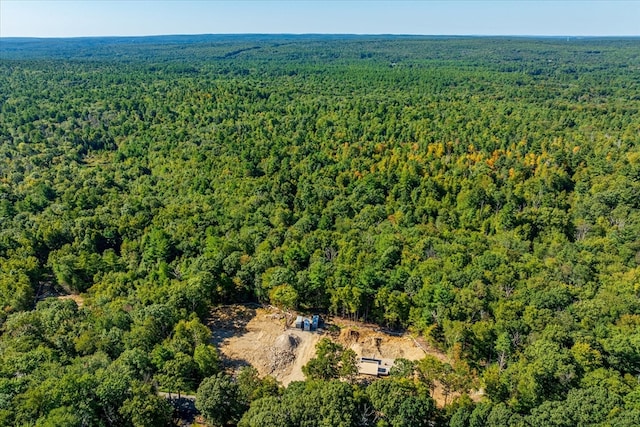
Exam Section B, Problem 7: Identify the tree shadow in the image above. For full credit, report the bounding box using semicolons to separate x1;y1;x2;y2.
207;304;258;345
220;357;253;372
169;396;198;426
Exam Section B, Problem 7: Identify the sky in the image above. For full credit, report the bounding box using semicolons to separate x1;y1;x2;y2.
1;1;638;38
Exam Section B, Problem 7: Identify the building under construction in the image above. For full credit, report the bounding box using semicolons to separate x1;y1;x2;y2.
358;357;394;376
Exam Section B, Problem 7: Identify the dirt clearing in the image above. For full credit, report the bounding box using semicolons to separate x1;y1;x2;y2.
206;305;473;406
334;322;433;362
208;305;322;385
208;305;439;386
57;294;85;307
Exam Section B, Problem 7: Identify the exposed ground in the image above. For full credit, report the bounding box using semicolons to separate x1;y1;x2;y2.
207;305;484;406
35;280;86;308
206;305;471;407
56;294;85;307
332;318;439;362
208;305;323;385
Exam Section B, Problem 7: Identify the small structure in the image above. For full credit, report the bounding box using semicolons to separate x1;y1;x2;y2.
294;314;321;331
358;357;394;377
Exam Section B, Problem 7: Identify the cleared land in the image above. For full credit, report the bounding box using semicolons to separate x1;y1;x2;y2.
207;304;468;406
208;305;323;385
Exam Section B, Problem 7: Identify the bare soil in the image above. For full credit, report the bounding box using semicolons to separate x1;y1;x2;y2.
57;294;85;307
208;305;323;385
333;320;436;362
36;280;85;308
207;304;478;406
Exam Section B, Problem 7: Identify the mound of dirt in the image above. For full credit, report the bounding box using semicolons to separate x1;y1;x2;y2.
267;333;300;374
274;333;299;351
337;326;428;361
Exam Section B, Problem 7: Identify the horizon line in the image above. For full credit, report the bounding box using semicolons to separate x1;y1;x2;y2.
2;33;639;40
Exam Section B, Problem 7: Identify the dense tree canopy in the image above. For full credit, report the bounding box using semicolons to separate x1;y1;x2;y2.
0;35;639;425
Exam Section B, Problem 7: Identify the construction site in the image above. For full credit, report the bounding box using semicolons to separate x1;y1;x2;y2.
206;304;468;406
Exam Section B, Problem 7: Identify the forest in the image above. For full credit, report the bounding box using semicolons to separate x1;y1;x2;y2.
0;35;639;426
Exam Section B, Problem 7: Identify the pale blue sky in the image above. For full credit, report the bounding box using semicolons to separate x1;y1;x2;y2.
1;1;638;38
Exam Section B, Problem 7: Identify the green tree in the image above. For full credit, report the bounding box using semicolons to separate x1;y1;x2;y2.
302;338;357;381
34;406;81;427
366;377;436;427
236;366;280;404
268;284;298;311
119;382;173;427
194;344;221;379
196;373;246;426
239;379;357;427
